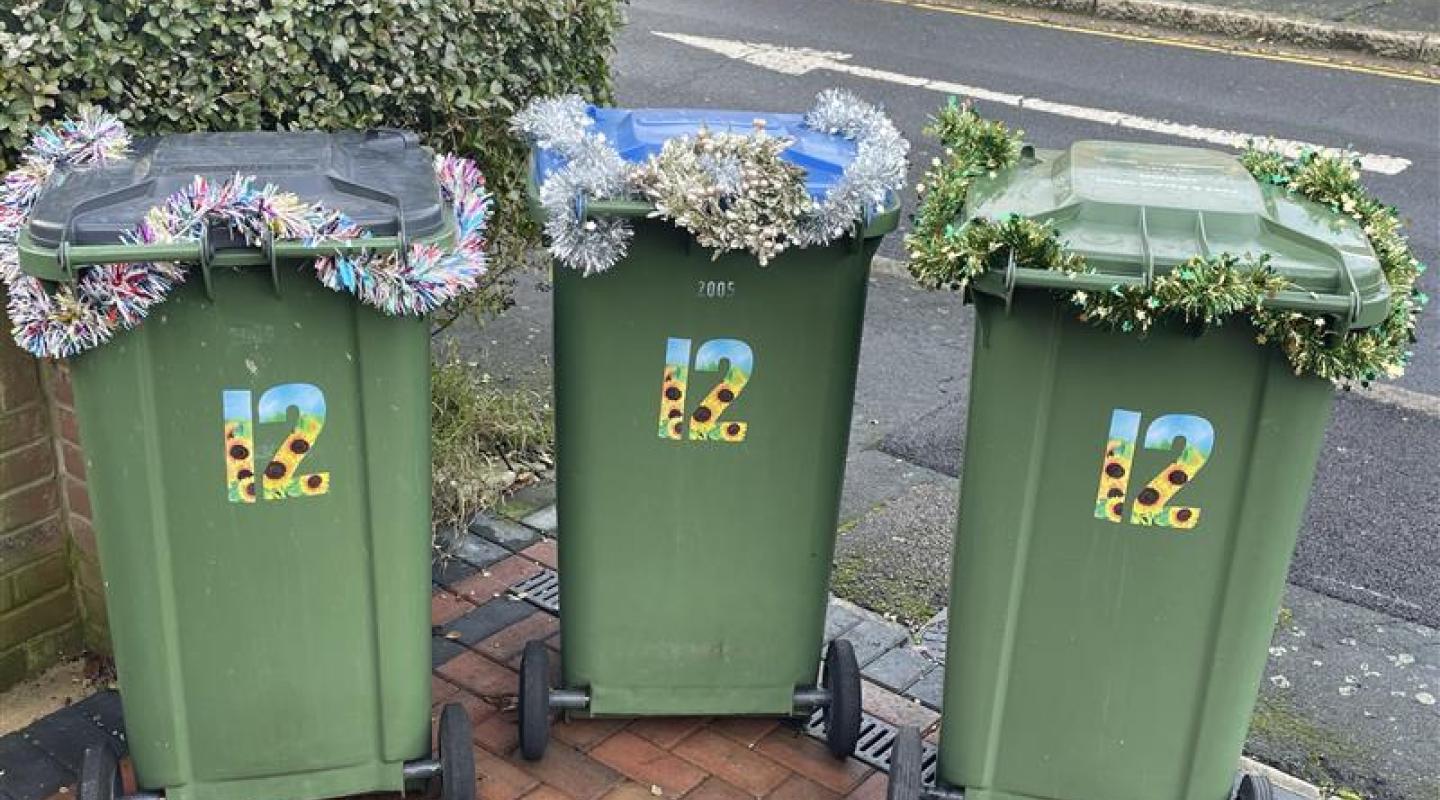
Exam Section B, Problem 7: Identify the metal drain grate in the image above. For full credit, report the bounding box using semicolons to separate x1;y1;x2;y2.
510;568;560;613
807;708;938;784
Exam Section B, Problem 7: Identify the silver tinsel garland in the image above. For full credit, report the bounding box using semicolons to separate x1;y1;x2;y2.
795;88;911;246
514;89;909;274
511;96;633;276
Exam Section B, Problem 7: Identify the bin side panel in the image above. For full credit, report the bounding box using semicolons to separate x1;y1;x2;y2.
72;267;427;797
937;295;1333;800
554;224;875;716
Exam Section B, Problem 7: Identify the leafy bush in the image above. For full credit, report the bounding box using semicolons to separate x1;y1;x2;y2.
0;0;627;320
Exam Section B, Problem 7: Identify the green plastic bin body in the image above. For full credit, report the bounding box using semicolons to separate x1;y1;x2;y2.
552;219;885;716
933;141;1386;800
22;132;443;800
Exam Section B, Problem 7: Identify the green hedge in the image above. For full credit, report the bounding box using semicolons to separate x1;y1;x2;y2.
1;0;626;307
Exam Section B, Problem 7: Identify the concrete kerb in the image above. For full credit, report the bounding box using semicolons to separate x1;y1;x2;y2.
907;0;1440;64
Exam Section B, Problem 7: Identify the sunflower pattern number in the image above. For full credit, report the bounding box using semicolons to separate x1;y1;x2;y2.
688;339;752;442
658;338;691;440
223;391;258;503
1129;414;1213;529
656;337;753;444
1093;408;1213;531
223;383;330;503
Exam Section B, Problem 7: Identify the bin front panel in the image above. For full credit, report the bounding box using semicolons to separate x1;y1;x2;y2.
554;222;875;716
71;266;431;799
938;295;1333;800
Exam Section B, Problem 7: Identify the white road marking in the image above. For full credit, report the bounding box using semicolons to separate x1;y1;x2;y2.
653;31;1412;175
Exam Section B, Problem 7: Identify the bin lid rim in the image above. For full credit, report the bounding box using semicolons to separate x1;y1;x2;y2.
22;130;448;251
964;141;1391;329
532;105;865;201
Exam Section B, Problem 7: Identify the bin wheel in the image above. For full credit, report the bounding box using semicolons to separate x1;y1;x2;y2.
886;725;925;800
822;639;862;758
428;703;476;800
1237;773;1274;800
519;640;551;761
78;744;124;800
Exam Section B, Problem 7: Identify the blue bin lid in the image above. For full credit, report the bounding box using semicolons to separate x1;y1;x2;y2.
532;106;859;200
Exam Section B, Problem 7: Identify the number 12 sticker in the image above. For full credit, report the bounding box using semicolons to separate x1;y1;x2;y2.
658;337;753;443
1095;408;1214;530
223;383;330;503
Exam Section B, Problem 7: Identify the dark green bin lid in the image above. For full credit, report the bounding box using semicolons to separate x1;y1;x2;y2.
19;130;449;281
966;140;1390;330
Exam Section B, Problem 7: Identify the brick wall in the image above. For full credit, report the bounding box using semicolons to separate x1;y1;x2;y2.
43;360;108;658
0;322;81;690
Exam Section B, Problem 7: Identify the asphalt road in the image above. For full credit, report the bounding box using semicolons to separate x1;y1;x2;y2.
610;0;1440;631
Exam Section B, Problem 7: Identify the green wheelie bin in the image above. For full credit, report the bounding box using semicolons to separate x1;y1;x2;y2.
8;130;478;800
886;141;1397;800
514;105;902;759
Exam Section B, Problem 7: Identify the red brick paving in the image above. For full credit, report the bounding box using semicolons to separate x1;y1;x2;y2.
58;547;887;800
520;538;559;569
432;589;885;799
590;731;708;796
434;587;480;625
451;555;546;605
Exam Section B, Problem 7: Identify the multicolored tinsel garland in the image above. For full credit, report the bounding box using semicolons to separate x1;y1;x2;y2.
512;90;909;274
312;153;492;315
0;110;136;358
0;114;491;359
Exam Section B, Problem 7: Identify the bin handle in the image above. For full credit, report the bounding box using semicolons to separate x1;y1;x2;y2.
1333;251;1363;334
1001;248;1018;315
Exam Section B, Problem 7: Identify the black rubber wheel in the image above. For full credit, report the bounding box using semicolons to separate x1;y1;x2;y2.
823;639;862;758
886;726;925;800
1237;773;1275;800
428;702;476;800
519;640;551;761
78;744;123;800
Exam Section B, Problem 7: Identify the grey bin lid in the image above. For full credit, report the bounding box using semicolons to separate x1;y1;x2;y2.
965;141;1391;329
24;130;445;250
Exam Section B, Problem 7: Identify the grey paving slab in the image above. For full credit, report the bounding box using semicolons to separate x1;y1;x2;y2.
19;703;121;772
70;691;125;742
862;646;937;693
438;597;537;649
431;634;468;668
495;479;558;522
470;511;542;552
521;505;558;535
0;734;69;800
907;668;945;711
824;597;868;643
438;529;512;570
431;554;480;588
840;615;911;668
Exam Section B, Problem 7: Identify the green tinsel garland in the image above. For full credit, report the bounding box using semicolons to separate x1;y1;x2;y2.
904;99;1429;386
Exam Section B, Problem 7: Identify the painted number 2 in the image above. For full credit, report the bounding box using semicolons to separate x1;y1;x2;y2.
223;383;330;503
658;337;753;443
1094;409;1214;530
